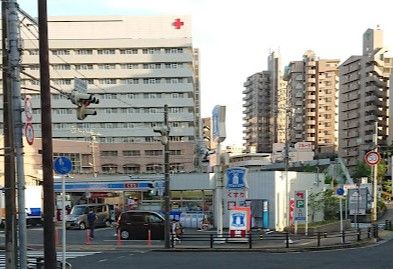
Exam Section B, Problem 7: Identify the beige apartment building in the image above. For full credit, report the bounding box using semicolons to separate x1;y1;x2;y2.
284;50;339;157
339;28;393;169
0;16;201;175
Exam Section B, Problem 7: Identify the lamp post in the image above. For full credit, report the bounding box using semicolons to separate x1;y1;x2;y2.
153;105;171;248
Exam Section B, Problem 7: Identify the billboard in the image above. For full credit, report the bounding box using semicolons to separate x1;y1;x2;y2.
212;105;226;143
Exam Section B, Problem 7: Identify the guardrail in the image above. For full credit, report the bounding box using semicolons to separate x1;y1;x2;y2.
169;225;383;249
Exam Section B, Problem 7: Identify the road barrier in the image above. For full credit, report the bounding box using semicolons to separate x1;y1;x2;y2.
167;227;381;249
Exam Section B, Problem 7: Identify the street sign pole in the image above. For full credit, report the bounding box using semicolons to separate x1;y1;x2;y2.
54;156;72;269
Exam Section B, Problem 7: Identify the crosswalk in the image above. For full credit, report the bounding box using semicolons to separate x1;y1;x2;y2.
0;251;100;268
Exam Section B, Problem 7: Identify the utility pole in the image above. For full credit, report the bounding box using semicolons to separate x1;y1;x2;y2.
38;0;57;267
372;121;378;223
90;134;98;177
2;1;18;267
7;0;28;267
153;105;171;248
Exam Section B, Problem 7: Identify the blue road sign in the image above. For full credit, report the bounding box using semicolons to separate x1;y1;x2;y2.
54;156;73;175
336;187;345;196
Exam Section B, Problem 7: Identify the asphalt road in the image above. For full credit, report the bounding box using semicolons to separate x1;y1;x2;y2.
68;239;393;269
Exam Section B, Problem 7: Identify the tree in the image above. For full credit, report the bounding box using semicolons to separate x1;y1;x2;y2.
322;189;340;220
308;192;324;222
352;161;371;180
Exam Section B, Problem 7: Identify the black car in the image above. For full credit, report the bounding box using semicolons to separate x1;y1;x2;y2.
117;210;165;240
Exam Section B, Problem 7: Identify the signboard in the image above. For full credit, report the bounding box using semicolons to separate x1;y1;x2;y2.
348;188;368;215
364;151;381;166
228;207;251;239
53;181;155;192
226;167;247;189
212;105;226;142
54;156;73;175
74;77;88;93
294;190;307;222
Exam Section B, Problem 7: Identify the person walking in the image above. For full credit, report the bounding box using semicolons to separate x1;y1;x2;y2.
87;209;97;239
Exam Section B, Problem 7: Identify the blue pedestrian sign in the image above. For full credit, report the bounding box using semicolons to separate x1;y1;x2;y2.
54;157;73;175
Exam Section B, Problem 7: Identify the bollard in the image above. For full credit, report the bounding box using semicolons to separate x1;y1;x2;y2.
171;233;175;248
285;233;289;248
317;232;321;247
147;229;152;246
55;228;59;246
323;232;327;238
85;229;91;245
341;230;345;244
367;227;371;238
248;231;252;249
116;229;122;246
210;234;214;248
357;228;361;241
373;224;379;238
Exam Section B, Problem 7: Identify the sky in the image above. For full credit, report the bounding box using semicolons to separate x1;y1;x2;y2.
17;0;393;146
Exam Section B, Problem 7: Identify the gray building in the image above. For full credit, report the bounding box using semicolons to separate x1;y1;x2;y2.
243;52;286;153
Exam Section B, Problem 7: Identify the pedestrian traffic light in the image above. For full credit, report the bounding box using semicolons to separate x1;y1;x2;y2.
69;92;99;120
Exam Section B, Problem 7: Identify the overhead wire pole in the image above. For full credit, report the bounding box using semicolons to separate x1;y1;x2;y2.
8;0;28;267
2;1;18;268
38;0;57;267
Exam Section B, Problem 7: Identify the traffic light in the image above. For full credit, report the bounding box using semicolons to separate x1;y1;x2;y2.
153;126;170;145
69;92;99;120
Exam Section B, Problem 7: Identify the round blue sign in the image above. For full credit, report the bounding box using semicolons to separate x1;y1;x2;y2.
54;156;73;175
336;187;345;196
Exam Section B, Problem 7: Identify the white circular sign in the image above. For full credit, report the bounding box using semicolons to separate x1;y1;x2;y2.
364;151;381;166
25;123;34;145
24;95;33;121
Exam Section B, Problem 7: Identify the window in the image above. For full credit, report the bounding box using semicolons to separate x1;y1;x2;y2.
143;78;159;84
101;164;118;174
146;164;162;173
123;150;141;156
76;49;93;55
164;48;184;53
142;48;161;54
121;79;139;85
53;79;72;85
98;64;116;69
120;49;138;54
120;64;138;69
52;64;71;70
99;79;117;84
100;151;118;157
97;49;116;55
145;150;163;156
52;49;70;55
75;64;93;70
123;164;140;174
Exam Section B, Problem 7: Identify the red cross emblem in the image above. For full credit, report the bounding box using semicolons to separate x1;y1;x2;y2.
173;18;184;29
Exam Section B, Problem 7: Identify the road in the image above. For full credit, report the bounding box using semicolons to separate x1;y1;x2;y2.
68;239;393;269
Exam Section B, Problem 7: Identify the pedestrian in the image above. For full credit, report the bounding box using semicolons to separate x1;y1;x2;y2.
171;219;183;243
113;205;122;236
87;209;97;239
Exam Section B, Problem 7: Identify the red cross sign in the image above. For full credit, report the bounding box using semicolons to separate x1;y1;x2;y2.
173;18;184;29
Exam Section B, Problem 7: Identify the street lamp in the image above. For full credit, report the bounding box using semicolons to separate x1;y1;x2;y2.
153;104;171;248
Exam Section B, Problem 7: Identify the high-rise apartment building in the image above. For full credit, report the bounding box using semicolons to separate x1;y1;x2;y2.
339;28;393;168
0;16;200;174
243;52;286;153
284;50;339;156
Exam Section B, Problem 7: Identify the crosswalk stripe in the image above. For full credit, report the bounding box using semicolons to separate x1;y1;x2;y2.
0;251;100;268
